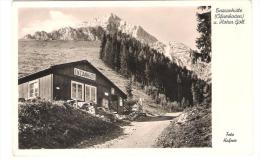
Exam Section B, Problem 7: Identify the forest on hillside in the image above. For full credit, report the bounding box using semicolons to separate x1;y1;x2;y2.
99;31;210;110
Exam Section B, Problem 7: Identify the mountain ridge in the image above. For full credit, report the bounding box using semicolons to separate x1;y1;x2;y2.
22;13;211;82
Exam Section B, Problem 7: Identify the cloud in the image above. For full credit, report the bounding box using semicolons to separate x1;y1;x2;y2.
20;11;80;37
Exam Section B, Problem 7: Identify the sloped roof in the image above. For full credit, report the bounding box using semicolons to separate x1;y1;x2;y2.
18;60;127;97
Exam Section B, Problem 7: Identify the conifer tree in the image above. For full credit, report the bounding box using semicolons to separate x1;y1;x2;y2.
120;40;128;77
196;6;211;62
145;62;152;85
99;33;107;59
103;35;112;64
113;39;121;72
125;78;133;99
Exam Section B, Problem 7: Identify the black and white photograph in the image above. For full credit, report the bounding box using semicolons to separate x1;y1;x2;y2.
1;0;260;158
17;5;212;149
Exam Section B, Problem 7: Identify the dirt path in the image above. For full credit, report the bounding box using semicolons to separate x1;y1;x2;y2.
90;112;181;148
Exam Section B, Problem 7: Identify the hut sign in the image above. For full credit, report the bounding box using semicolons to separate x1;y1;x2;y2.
74;68;96;81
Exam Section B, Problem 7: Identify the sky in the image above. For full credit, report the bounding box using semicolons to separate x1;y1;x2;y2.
19;7;199;50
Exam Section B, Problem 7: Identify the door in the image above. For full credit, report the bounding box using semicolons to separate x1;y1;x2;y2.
102;98;109;109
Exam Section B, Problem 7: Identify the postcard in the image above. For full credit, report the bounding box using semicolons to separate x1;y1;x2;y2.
11;0;255;158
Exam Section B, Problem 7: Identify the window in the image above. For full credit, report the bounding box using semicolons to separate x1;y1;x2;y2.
111;88;115;95
90;87;96;102
28;80;39;98
119;97;123;107
71;81;84;101
85;84;97;103
85;86;90;101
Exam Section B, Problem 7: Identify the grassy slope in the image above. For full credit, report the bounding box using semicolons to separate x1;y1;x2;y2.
19;40;165;115
19;99;122;149
155;105;212;147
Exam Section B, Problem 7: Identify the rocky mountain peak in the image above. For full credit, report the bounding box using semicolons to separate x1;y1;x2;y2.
166;41;211;82
77;13;157;44
78;13;121;29
107;13;121;22
34;31;49;40
167;41;193;69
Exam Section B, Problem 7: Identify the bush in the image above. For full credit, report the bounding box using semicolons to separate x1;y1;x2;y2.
127;111;148;121
156;105;212;147
95;107;117;122
123;99;138;114
18;99;122;149
166;101;183;112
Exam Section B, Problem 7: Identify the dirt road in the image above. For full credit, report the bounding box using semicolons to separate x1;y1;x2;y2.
91;112;181;148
